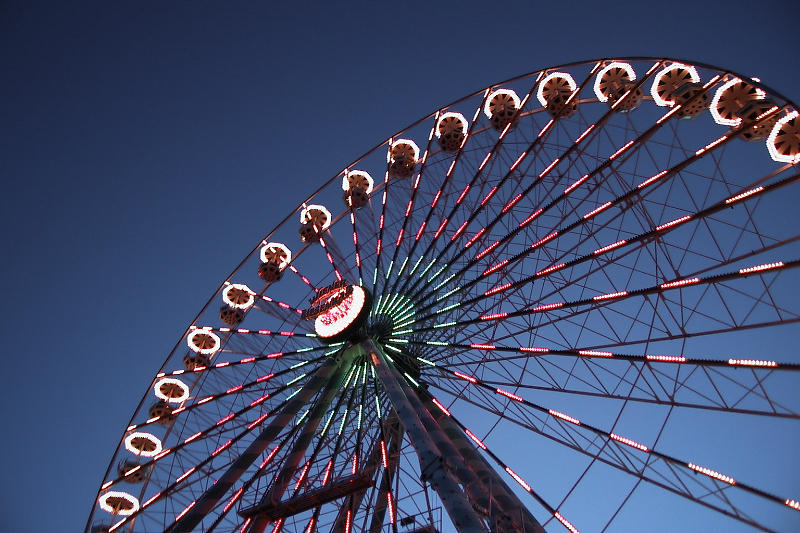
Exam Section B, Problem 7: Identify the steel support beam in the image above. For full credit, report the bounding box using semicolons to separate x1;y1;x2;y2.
248;347;358;532
330;426;385;532
419;391;545;533
367;416;403;533
364;340;488;533
168;350;352;533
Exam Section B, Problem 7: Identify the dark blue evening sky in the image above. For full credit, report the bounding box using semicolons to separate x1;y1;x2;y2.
1;1;798;531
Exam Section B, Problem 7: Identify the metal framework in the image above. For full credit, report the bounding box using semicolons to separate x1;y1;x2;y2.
88;58;800;533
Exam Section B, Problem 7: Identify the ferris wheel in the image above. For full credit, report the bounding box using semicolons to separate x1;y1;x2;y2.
87;58;800;533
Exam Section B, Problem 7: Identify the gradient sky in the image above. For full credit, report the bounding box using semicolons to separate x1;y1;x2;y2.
2;1;799;531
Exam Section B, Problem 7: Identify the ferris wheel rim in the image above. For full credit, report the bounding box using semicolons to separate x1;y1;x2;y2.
88;57;800;533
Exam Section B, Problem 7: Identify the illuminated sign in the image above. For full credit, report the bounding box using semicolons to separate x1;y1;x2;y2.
303;281;370;342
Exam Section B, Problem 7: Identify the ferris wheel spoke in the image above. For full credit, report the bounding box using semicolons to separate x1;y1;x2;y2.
347;206;366;286
416;129;797;321
371;137;400;286
376;113;440;295
163;351;355;532
423;371;797;530
124;355;327;435
92;59;800;532
388;89;493;298
418;341;800;416
409;84;704;305
397;75;555;301
422;166;800;320
409;66;670;307
413;259;800;348
106;381;313;532
402;70;607;302
423;389;581;532
243;365;363;532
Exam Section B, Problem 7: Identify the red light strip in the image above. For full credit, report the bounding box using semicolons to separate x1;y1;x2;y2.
464;228;485;248
431;189;442;208
483;259;509;275
456;185;470;204
583;201;612;219
739;261;784;274
485;282;512;295
660;278;700;289
687;463;736;485
519;208;543;227
481;186;498;206
223;487;244;514
434;218;449;239
175;501;196;521
520;346;549;353
261;445;281;468
465;429;488;449
610;433;649;452
593;290;628;301
728;359;778;367
548;409;581;425
248;413;270;430
496;388;523;402
453;370;478;383
646;354;687;363
564;174;589;194
575;124;595;143
295;462;310;491
725;186;764;204
216;413;235;426
593;239;626;255
505;466;532;492
184;432;202;444
554;512;580;533
531;231;558;249
480;312;508;321
577;350;613;358
478;152;492;171
609;140;634;160
655;215;692;231
451;220;469;241
176;466;196;483
537;119;554;138
415;220;426;241
536;263;565;276
211;439;232;457
532;302;564;312
538;158;560;178
637;170;669;189
502;193;523;213
510;151;528;171
322;459;333;485
432;398;451;416
470;343;497;350
387;492;395;524
695;135;727;156
476;240;500;259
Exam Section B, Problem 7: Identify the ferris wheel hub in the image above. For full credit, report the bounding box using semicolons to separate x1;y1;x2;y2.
303;281;373;343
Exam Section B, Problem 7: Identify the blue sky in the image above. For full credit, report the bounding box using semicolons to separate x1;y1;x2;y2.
2;1;799;531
